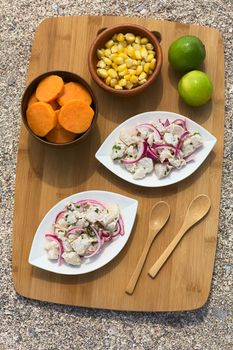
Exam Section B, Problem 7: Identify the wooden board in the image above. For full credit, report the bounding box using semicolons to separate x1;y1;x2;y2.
12;16;225;311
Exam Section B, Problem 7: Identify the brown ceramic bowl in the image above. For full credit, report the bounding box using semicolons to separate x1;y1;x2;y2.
88;23;163;97
21;70;98;147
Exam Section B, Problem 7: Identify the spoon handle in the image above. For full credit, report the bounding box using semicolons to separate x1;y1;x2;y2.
126;239;153;295
148;224;188;278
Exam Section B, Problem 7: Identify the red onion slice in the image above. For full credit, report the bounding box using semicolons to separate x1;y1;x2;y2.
137;123;162;139
122;141;147;164
175;131;190;156
83;225;102;258
118;216;125;236
171;118;187;130
146;146;159;161
184;154;195;163
66;226;84;237
55;210;66;224
153;144;176;152
164;119;170;127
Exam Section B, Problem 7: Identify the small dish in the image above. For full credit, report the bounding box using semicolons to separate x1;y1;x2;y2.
21;70;98;147
29;190;138;275
95;111;217;187
88;23;163;96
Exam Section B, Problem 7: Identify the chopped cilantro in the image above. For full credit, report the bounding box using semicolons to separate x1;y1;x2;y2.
112;145;121;150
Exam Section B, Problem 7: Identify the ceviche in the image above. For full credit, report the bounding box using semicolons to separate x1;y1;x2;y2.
44;199;124;266
111;118;203;179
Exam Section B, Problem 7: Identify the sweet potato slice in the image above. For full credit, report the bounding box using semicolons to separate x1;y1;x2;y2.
46;116;77;144
26;102;57;137
36;75;64;103
28;92;38;106
57;82;92;106
58;99;94;134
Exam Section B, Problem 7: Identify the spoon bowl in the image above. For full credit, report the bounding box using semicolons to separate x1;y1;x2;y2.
149;201;171;240
184;194;211;227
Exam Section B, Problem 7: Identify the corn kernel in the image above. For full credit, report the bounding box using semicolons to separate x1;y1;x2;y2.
103;57;112;65
111;45;118;53
127;45;135;58
122;40;127;48
97;68;108;79
148;69;153;75
112;63;118;71
133;43;141;51
114;56;124;65
139;78;147;85
148;50;155;56
112;34;118;41
114;84;123;90
128;69;136;75
134;50;142;60
97;49;104;59
139;71;147;81
119;78;127;87
135;36;141;44
144;62;150;73
125;82;134;90
118;69;128;77
140;37;149;45
116;33;125;42
118;52;127;59
146;43;154;50
132;59;138;66
117;43;124;53
105;40;114;48
109;53;117;61
110;78;118;87
97;60;106;68
104;49;112;57
130;75;138;84
146;54;154;62
136;65;143;75
140;47;148;59
108;68;118;78
124;74;131;81
117;63;127;72
125;33;135;43
105;76;111;85
150;58;156;70
125;58;133;68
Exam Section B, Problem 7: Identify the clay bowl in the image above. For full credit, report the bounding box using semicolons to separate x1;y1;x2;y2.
88;23;163;97
21;70;98;147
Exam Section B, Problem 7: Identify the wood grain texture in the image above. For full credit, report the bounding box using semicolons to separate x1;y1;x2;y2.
12;16;225;311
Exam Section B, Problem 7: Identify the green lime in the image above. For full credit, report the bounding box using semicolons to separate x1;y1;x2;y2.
178;70;213;107
168;35;206;72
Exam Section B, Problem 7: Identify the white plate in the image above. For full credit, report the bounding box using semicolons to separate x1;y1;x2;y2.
29;191;138;275
95;111;217;187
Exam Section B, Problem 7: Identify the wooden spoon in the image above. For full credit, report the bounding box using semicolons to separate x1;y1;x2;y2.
125;201;170;295
148;194;211;279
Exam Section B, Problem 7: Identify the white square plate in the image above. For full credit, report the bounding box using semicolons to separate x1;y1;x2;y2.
95;111;217;187
29;191;138;275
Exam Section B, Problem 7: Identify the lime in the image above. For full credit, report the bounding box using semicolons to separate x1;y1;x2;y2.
178;70;213;107
168;35;206;72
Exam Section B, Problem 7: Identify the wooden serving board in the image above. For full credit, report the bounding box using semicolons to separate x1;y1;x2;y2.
12;16;224;311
